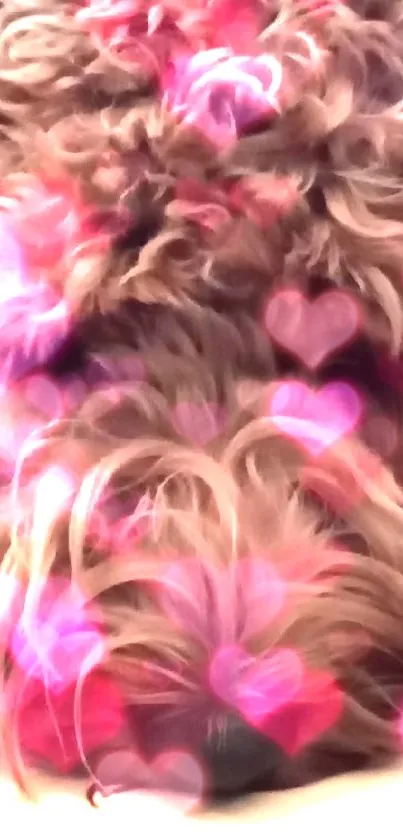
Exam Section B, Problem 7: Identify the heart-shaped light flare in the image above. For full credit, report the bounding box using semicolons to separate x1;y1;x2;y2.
264;290;360;370
209;645;303;725
209;645;343;756
11;576;105;692
262;669;344;756
93;748;204;813
164;49;282;147
15;671;125;772
269;381;363;456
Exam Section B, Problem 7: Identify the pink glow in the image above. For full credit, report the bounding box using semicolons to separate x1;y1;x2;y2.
158;557;285;644
301;447;383;516
172;175;297;234
94;748;204;811
0;375;76;473
89;352;146;386
264;290;361;371
9;178;88;269
238;557;285;639
0;287;69;377
22;375;66;419
0;214;71;379
165;0;258;51
305;0;342;16
77;0;259;54
11;578;105;692
0;575;22;640
172;178;232;233
209;646;343;753
280;549;354;590
269;381;363;456
76;0;138;47
15;672;125;772
148;4;167;34
164;49;282;146
0;214;26;299
78;0;136;21
157;559;210;643
229;176;298;228
20;373;89;420
209;645;303;725
171;401;227;446
76;0;185;66
262;669;344;755
34;466;75;519
88;494;152;553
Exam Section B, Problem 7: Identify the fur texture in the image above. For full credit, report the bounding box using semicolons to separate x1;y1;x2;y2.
2;0;403;806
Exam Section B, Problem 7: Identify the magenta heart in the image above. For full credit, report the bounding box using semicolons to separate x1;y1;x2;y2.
264;290;360;370
94;748;204;813
269;381;363;455
262;670;344;756
11;575;105;692
210;646;343;756
171;401;227;446
209;644;303;725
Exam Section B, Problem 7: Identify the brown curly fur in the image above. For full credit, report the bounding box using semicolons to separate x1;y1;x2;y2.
2;0;403;802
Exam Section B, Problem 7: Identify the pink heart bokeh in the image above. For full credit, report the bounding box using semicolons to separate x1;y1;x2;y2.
155;558;343;756
15;671;125;772
264;290;360;370
94;748;204;813
209;644;303;725
262;669;344;756
269;381;363;455
164;49;282;148
209;645;343;757
11;576;105;693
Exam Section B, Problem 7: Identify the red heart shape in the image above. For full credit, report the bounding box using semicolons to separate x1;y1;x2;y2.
262;670;343;756
16;672;125;772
